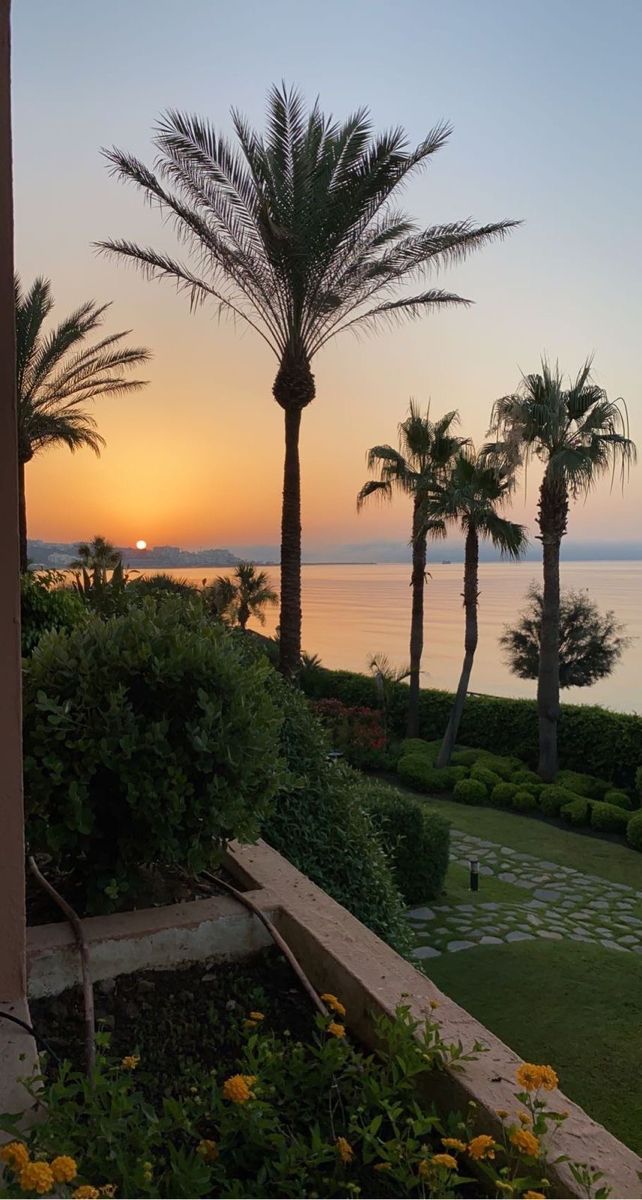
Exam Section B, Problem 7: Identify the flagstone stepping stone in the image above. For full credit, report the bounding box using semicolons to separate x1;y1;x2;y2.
407;906;436;920
480;935;503;944
505;931;535;942
601;939;629;951
538;930;562;939
413;945;441;959
498;872;517;882
533;888;560;901
619;915;642;926
447;939;475;952
618;935;639;945
480;902;500;910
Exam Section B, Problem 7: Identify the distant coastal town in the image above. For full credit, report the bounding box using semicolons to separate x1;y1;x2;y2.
27;540;244;569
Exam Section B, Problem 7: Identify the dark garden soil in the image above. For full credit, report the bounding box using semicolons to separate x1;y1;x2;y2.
30;948;316;1104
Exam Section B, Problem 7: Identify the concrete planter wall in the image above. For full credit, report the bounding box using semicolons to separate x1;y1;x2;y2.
25;840;642;1198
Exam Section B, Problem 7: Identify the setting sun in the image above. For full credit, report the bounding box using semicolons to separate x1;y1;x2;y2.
135;539;147;550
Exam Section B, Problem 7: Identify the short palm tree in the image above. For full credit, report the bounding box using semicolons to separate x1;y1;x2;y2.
71;535;122;580
425;451;527;767
357;403;468;736
233;562;278;630
488;361;636;779
97;84;518;674
15;276;150;571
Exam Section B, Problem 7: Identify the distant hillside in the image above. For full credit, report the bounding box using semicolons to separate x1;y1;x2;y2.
28;541;241;569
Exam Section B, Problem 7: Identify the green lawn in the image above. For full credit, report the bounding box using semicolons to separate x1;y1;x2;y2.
428;940;642;1155
440;861;526;907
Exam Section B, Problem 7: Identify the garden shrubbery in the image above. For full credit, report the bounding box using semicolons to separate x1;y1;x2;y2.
367;784;450;904
560;796;590;825
309;697;389;768
24;601;283;912
453;778;487;805
590;802;630;834
21;571;85;655
627;810;642;851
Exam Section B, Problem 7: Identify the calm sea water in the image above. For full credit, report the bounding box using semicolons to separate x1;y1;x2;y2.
151;562;641;714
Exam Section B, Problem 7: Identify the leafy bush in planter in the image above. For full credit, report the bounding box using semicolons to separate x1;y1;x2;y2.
24;601;283;911
453;778;487;805
627;810;642;851
21;572;85;656
560;796;590;825
538;786;576;817
590;801;630;834
490;782;518;807
555;770;609;799
367;785;450;904
603;789;633;811
397;757;467;793
512;790;538;812
470;765;501;790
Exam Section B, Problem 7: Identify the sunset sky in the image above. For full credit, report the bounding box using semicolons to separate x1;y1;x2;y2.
12;0;642;554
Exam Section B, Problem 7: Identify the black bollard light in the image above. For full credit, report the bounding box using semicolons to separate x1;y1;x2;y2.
469;858;479;892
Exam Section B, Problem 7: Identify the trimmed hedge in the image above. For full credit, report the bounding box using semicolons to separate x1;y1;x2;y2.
538;785;576;817
603;790;633;811
590;802;630;834
453;778;487;805
628;810;642;851
367;784;450;904
512;790;538;812
470;765;501;790
397;756;467;793
302;666;642;787
490;782;518;807
556;770;610;799
561;796;590;825
451;747;482;767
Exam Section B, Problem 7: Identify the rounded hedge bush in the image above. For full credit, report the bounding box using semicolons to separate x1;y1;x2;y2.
399;738;441;762
555;770;609;799
627;810;642;851
453;778;487;805
451;747;482;767
560;796;590;825
397;757;467;793
470;765;501;790
538;785;577;817
590;801;630;834
511;768;541;788
24;601;283;911
475;754;515;781
512;790;538;811
367;784;450;904
490;781;518;807
603;790;633;811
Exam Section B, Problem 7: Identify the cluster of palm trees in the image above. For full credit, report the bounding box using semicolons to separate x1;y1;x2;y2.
359;367;634;780
15;85;636;782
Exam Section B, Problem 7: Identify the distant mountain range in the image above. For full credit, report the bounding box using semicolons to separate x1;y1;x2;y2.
28;541;241;569
231;540;642;564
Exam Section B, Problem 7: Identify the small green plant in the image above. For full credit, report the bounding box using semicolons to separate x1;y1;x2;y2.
451;747;482;767
538;785;577;817
453;778;487;805
470;765;501;790
603;790;633;811
490;781;518;808
397;756;468;794
20;571;85;655
555;770;610;800
627;809;642;851
511;768;543;790
475;753;516;781
560;796;590;826
512;789;538;812
368;785;450;904
590;802;630;834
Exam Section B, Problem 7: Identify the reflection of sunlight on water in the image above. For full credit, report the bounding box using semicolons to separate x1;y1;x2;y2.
147;562;641;714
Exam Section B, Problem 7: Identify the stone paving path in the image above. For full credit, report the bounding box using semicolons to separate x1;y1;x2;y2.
409;830;642;960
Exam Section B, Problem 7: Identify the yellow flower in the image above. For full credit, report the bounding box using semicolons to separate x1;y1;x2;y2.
19;1161;55;1195
327;1021;346;1038
243;1019;258;1029
431;1153;457;1170
142;1162;153;1183
496;1109;509;1119
248;1011;264;1021
429;999;439;1009
0;1142;30;1171
196;1139;219;1163
467;1134;496;1160
222;1073;256;1103
510;1128;541;1158
72;1189;101;1199
373;1162;391;1172
497;1183;514;1193
321;993;347;1017
336;1137;353;1163
523;1193;546;1199
120;1055;140;1071
51;1156;78;1183
418;1159;431;1179
442;1137;467;1152
518;1111;532;1125
516;1063;558;1092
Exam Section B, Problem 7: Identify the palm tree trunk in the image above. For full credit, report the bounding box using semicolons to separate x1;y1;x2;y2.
18;457;27;573
407;496;427;737
537;472;567;781
279;405;303;676
437;525;479;767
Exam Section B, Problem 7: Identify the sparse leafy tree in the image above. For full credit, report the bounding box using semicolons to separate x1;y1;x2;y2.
426;450;527;766
97;85;518;674
500;585;630;689
487;361;635;779
358;403;468;735
15;276;149;571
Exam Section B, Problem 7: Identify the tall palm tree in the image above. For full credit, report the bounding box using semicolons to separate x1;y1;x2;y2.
97;85;518;675
233;562;278;630
15;276;150;571
426;451;527;767
488;361;635;780
357;403;468;736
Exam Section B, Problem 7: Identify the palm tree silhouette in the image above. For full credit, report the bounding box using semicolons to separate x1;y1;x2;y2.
97;85;518;673
358;402;468;735
488;361;635;779
15;276;149;570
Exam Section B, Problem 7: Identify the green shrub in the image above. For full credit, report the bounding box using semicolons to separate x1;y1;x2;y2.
512;790;538;812
475;754;516;781
636;767;642;800
451;747;483;767
538;785;578;817
560;796;590;826
262;673;411;953
368;785;450;904
399;737;441;761
302;667;642;787
21;572;85;655
603;790;633;811
127;573;201;599
511;768;542;790
24;601;283;912
453;778;487;805
555;770;610;799
590;802;630;834
470;765;501;790
397;756;467;793
627;810;642;851
490;782;518;807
